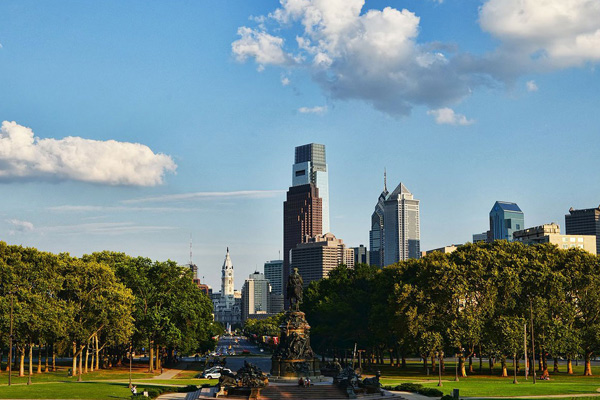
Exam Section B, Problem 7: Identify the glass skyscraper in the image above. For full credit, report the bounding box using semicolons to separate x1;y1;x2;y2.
489;201;524;241
369;172;388;267
383;182;420;265
292;143;330;234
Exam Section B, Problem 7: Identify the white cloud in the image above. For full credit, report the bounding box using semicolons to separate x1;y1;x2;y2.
0;121;176;186
47;205;199;213
39;222;176;236
480;0;600;68
281;76;291;86
233;0;600;117
232;27;294;69
427;108;474;126
298;106;327;114
123;190;285;204
526;80;539;92
7;219;34;235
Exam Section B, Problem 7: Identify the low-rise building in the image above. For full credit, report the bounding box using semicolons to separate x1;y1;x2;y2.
513;223;597;255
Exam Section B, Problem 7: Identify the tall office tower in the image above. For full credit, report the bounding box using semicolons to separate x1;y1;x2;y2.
489;201;524;242
283;183;322;298
566;206;600;255
264;259;284;295
383;183;420;265
292;143;330;234
290;233;355;288
369;171;389;266
241;272;271;322
351;245;369;265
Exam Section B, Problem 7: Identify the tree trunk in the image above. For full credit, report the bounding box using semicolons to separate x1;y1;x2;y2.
489;356;494;373
567;358;573;374
72;342;78;376
441;355;446;372
156;344;160;371
542;352;548;372
401;355;407;369
431;354;436;369
553;357;559;373
52;345;56;372
78;345;83;381
37;344;42;373
29;344;33;378
149;340;154;372
85;345;89;374
529;356;535;377
584;352;593;376
500;356;508;377
538;353;543;372
95;336;100;370
423;355;428;372
19;346;25;377
459;356;467;377
44;344;49;372
469;356;474;373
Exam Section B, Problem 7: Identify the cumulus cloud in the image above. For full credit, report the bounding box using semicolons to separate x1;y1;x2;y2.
526;80;539;92
479;0;600;68
298;106;327;114
0;121;176;186
281;75;291;86
427;108;474;125
123;190;285;204
7;219;34;234
232;0;600;117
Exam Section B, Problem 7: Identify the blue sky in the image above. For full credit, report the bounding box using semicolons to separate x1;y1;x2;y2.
1;0;599;290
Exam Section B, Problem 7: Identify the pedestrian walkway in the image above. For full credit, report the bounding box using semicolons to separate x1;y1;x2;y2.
153;363;187;380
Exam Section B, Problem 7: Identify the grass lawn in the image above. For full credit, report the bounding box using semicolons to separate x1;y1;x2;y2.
0;364;157;385
132;378;216;386
0;381;133;399
378;360;600;397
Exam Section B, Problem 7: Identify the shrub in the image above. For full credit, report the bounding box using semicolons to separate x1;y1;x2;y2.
178;385;198;393
417;387;444;397
398;383;423;392
441;395;454;400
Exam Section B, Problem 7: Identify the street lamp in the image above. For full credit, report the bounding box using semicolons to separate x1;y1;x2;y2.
129;342;133;389
437;351;443;387
8;290;14;386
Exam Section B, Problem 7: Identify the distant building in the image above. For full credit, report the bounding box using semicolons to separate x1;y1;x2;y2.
188;263;198;279
212;248;241;327
292;143;330;235
351;245;369;265
514;223;597;255
369;171;389;267
489;201;524;242
283;183;322;301
193;279;210;296
269;292;284;314
241;272;271;322
472;232;488;243
383;182;420;265
291;233;354;288
423;245;460;256
565;206;600;256
264;260;284;295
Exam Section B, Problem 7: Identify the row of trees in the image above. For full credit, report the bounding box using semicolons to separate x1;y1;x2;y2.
0;242;219;380
303;241;600;377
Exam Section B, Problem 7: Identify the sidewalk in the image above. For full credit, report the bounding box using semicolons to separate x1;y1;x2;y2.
152;363;188;380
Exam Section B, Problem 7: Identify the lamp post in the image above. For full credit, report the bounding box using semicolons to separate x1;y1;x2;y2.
129;343;133;389
530;298;536;384
8;290;14;386
437;351;443;387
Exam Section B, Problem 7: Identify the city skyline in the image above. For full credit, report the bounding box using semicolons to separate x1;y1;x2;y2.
1;1;599;290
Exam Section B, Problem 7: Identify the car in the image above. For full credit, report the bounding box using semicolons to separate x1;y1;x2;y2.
242;349;250;354
203;371;221;379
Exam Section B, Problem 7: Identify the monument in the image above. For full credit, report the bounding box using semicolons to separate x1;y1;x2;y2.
270;268;320;378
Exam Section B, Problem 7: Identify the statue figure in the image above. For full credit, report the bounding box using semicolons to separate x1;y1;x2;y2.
287;267;303;311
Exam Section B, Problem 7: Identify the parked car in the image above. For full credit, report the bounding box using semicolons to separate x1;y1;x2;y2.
203;371;221;379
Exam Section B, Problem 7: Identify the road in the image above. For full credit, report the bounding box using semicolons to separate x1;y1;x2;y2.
210;335;271;373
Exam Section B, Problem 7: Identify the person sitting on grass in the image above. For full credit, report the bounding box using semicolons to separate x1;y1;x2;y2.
298;377;304;387
131;385;137;395
540;369;550;380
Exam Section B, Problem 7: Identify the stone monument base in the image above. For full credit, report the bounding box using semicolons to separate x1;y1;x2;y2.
271;357;321;378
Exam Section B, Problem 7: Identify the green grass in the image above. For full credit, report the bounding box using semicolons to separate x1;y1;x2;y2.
377;360;600;397
132;378;215;386
0;381;133;399
0;365;157;385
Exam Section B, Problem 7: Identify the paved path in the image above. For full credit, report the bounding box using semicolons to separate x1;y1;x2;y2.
153;363;187;379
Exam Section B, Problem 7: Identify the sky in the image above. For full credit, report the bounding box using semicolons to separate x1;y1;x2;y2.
1;0;599;290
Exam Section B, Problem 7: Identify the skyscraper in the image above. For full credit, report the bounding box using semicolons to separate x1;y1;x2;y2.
290;233;354;288
212;248;241;327
489;201;524;241
292;143;330;234
565;206;600;255
283;183;322;300
241;272;271;322
369;171;389;267
383;182;420;265
264;259;284;295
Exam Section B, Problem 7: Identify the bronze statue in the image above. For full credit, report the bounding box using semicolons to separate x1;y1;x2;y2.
287;267;303;311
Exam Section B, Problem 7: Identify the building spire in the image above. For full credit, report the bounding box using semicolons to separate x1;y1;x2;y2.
384;168;387;192
189;234;193;265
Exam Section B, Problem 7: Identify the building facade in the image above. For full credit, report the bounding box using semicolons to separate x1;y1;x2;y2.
241;272;271;322
489;201;524;242
290;233;354;288
369;172;389;267
264;259;284;295
292;143;330;234
351;245;369;265
515;223;597;255
212;248;241;327
472;232;488;243
383;182;420;265
283;183;322;301
565;206;600;256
